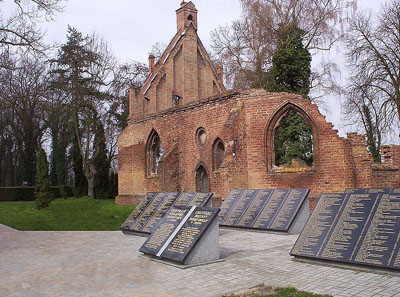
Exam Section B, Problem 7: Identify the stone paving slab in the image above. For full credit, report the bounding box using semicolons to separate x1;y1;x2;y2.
1;224;400;297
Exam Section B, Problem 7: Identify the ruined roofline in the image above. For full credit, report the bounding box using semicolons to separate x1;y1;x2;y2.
139;26;186;95
129;90;240;124
129;88;317;124
196;34;226;92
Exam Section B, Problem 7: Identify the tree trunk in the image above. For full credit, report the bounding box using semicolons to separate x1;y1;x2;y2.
85;164;96;198
87;175;94;198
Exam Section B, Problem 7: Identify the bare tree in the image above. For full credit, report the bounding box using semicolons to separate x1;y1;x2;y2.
107;60;148;171
0;55;50;185
211;0;356;94
0;0;64;68
149;42;167;63
344;0;400;145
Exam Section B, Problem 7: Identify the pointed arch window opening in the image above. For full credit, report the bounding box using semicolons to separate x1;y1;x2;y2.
213;138;225;171
272;109;314;170
147;131;164;175
195;165;209;193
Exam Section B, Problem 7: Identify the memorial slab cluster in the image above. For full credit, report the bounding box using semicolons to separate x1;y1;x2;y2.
291;190;400;271
219;188;309;232
139;206;220;264
121;192;213;235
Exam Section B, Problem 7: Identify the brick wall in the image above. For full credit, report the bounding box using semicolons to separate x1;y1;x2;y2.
117;2;400;209
116;89;400;207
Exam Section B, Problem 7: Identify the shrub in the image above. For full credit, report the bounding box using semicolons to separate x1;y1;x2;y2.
0;186;74;201
34;148;54;209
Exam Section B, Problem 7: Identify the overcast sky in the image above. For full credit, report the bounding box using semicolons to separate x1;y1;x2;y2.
4;0;393;141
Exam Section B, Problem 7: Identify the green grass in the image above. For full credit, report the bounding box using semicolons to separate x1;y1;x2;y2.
0;197;134;231
224;287;332;297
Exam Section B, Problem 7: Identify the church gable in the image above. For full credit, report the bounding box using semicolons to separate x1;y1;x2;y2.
130;2;225;118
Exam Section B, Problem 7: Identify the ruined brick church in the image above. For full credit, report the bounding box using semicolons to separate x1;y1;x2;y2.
116;1;400;207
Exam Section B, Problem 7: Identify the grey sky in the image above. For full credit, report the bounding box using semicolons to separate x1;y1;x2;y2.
4;0;392;141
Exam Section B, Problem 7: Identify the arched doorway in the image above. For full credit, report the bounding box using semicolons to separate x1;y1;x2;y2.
195;164;209;193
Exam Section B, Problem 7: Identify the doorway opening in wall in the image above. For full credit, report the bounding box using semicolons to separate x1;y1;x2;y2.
273;110;313;171
195;165;210;193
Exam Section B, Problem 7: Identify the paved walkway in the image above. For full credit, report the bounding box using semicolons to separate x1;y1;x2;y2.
1;224;400;297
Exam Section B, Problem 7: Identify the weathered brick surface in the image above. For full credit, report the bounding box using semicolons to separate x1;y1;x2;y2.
117;89;400;208
116;2;400;208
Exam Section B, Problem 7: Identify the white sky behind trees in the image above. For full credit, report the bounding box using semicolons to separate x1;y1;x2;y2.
3;0;393;142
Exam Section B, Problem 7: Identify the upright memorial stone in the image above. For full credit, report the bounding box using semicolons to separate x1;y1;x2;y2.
219;188;310;233
140;206;220;266
121;192;213;236
291;192;400;271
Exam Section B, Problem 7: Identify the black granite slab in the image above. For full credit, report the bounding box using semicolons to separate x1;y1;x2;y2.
139;207;189;255
140;206;220;263
219;188;309;232
291;193;400;271
174;192;213;207
121;192;157;230
121;192;214;235
345;188;400;194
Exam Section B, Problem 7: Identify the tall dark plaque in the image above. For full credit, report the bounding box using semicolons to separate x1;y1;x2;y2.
219;188;310;233
121;192;214;235
291;193;400;271
140;206;220;264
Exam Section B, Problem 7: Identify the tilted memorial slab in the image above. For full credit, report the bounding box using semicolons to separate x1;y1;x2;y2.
290;192;400;271
140;206;220;265
121;192;213;235
121;192;157;230
345;188;400;194
219;188;310;233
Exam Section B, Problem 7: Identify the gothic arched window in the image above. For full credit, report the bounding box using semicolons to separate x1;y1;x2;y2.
213;138;225;171
195;164;209;193
146;130;163;175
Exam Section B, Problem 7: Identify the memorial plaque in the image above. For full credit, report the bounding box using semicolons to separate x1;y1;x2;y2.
140;206;220;264
218;190;244;221
174;192;213;207
139;207;189;255
291;193;400;271
223;190;258;226
219;188;309;232
121;192;156;230
252;189;288;229
291;193;346;257
140;192;180;233
345;188;400;194
269;188;310;231
237;190;273;227
121;192;214;235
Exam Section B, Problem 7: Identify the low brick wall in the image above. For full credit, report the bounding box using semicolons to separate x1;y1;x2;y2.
115;195;144;206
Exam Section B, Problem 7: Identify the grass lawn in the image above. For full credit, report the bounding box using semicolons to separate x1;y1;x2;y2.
0;197;134;231
224;286;332;297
